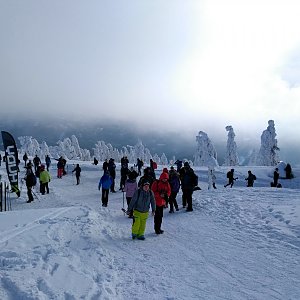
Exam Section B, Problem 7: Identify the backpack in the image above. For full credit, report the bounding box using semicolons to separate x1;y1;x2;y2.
169;175;180;192
27;172;37;186
227;171;231;178
193;173;199;187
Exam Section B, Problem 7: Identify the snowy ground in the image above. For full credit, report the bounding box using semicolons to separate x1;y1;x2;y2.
0;161;299;300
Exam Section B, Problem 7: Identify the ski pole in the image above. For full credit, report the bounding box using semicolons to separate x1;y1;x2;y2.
31;190;40;201
122;191;125;215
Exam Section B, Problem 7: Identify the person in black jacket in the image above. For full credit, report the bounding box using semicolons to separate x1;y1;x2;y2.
272;168;279;187
138;167;155;188
72;164;82;185
224;169;237;188
108;158;116;192
179;162;198;212
245;170;256;187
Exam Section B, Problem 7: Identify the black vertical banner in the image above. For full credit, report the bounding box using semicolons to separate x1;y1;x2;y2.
1;131;20;197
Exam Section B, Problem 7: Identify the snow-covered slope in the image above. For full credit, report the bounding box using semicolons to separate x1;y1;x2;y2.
0;162;299;299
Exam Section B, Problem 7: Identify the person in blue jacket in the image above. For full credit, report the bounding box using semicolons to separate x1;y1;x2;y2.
98;171;113;207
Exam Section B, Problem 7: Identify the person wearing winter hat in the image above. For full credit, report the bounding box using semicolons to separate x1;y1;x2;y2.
127;181;156;240
151;172;171;234
124;174;138;218
39;164;51;195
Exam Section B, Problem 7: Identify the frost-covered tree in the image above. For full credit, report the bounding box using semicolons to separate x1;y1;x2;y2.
257;120;280;166
71;135;82;159
40;141;50;159
134;140;145;162
194;131;219;167
18;136;41;157
144;148;152;165
152;154;161;165
224;125;239;166
160;153;168;166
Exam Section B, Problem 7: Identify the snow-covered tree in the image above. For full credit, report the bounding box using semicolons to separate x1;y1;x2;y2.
224;125;239;166
257;120;280;166
194;131;219;167
40;141;50;158
152;154;161;165
134;140;145;162
160;153;168;166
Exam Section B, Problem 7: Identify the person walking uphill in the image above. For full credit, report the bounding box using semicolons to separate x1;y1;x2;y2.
152;172;171;234
72;164;82;185
98;171;113;207
127;182;156;240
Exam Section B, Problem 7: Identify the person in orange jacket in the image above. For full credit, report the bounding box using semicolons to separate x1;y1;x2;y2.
151;172;171;234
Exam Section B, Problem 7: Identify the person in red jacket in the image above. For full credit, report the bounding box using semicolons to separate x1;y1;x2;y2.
151;172;171;234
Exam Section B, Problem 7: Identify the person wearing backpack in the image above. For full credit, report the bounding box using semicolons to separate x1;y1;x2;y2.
127;181;156;240
179;162;198;212
25;164;36;203
152;172;171;234
224;169;237;188
168;166;180;213
39;165;51;195
245;170;256;187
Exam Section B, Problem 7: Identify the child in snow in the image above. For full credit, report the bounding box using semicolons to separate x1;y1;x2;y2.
124;173;138;218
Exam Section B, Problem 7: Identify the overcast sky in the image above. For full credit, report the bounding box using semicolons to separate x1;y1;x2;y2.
1;0;300;146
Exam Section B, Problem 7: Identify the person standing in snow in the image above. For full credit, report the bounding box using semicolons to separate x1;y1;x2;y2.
224;169;237;188
98;171;113;207
45;155;51;171
168;166;180;213
174;159;183;172
138;167;155;188
72;164;82;185
208;168;217;190
108;158;116;193
124;173;138;218
23;152;28;167
136;158;144;176
245;170;256;187
272;168;280;187
24;164;35;203
33;155;41;173
152;172;171;234
179;162;198;211
127;181;156;240
39;164;51;195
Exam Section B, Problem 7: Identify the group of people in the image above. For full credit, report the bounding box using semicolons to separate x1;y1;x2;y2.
98;160;199;240
23;154;78;203
24;161;51;203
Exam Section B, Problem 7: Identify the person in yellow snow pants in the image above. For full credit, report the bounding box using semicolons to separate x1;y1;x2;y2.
127;182;156;240
132;211;149;239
